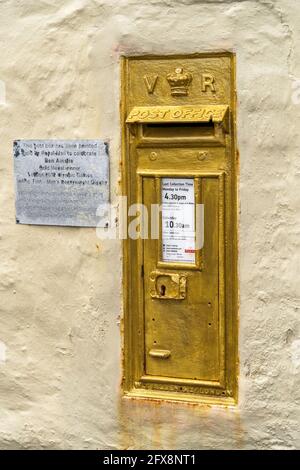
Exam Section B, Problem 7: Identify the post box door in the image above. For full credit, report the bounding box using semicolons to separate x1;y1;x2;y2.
143;174;223;382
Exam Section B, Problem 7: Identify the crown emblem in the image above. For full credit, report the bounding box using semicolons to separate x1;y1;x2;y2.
167;67;192;96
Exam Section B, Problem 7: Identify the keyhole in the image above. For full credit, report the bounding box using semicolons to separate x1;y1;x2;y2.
160;284;166;296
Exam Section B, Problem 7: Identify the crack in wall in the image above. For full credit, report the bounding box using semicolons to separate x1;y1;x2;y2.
259;0;295;80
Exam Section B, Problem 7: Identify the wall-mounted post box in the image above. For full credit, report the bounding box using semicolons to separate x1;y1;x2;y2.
122;54;238;405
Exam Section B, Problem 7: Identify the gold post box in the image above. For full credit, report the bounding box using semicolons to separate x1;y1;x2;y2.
121;54;238;405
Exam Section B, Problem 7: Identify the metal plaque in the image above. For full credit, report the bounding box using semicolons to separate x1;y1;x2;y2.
13;140;109;227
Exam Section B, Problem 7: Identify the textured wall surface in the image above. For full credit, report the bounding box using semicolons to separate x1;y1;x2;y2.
0;0;299;449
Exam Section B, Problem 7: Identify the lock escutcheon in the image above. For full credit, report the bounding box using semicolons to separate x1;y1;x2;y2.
149;271;186;300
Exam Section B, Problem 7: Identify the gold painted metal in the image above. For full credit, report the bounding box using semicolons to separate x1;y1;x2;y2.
122;53;238;405
126;105;229;123
149;271;186;300
148;349;171;359
167;67;192;96
144;74;158;94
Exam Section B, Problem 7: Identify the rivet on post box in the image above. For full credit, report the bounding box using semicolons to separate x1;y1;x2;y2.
122;54;238;405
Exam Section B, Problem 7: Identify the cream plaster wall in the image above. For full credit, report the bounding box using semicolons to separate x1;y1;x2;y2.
0;0;299;449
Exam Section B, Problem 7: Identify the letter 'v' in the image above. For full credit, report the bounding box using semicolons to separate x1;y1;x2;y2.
143;74;158;94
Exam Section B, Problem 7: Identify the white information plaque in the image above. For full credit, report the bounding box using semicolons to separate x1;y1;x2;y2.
13;140;109;227
161;178;195;264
